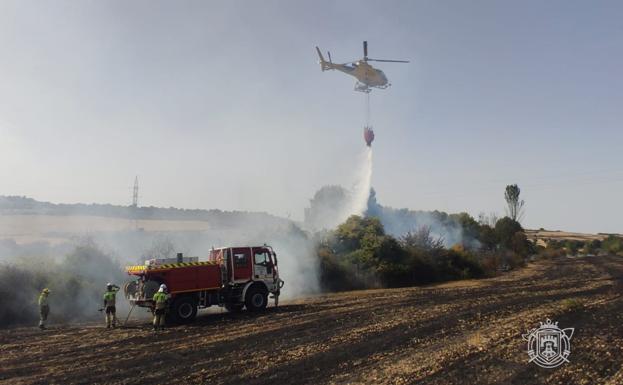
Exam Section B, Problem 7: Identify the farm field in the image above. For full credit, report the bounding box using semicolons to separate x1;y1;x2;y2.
1;256;622;385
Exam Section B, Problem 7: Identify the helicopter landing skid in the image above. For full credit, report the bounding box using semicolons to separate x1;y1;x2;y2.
354;82;391;93
354;83;372;93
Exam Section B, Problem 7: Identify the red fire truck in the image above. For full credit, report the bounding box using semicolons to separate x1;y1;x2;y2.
124;245;284;323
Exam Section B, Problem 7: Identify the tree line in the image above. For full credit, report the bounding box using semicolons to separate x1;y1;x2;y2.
315;183;622;292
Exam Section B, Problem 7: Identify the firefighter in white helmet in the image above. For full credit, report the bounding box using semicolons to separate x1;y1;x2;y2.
152;284;169;331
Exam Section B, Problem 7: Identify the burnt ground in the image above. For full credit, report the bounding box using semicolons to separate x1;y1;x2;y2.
1;255;622;385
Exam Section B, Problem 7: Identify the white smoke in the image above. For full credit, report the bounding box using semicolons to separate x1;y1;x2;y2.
0;146;375;320
303;147;373;232
347;147;373;218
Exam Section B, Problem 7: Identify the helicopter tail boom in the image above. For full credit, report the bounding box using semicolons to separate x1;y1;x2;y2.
315;46;333;71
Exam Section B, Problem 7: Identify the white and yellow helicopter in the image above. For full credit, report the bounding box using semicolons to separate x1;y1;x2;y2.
315;41;409;93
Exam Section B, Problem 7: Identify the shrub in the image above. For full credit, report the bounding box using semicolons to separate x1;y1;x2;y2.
478;252;502;277
318;214;531;293
433;248;484;281
507;251;526;269
602;235;623;255
495;217;523;249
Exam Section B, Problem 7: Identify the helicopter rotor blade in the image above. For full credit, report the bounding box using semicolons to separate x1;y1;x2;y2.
327;51;332;63
367;58;410;63
363;41;368;60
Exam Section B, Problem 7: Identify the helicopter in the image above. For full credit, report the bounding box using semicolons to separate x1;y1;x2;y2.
315;41;409;93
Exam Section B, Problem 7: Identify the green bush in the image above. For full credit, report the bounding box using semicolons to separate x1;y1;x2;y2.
510;231;530;257
583;240;601;254
478;225;498;251
495;217;523;249
602;235;623;255
434;247;485;281
564;240;584;255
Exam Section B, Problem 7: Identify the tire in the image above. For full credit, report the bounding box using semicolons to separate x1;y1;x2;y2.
245;285;268;312
171;296;198;324
225;303;244;312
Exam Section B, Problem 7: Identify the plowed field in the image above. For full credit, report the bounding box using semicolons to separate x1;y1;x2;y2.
2;256;622;385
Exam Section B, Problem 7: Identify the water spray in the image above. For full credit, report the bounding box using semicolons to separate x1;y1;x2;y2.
349;147;373;216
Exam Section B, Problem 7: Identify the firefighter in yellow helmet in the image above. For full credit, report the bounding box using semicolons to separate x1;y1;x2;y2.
152;284;169;331
103;283;120;328
38;288;50;329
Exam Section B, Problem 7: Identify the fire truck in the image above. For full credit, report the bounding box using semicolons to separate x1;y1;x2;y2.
124;245;284;323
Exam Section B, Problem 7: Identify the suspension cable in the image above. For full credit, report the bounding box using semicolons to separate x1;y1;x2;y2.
365;92;371;127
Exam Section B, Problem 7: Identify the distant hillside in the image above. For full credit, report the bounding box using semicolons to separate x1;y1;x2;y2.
524;229;621;244
0;196;290;229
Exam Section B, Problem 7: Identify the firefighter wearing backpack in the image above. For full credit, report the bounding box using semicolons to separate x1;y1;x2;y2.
103;283;120;328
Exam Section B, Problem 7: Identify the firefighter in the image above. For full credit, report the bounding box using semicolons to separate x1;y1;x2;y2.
152;284;169;331
103;283;120;328
38;288;50;330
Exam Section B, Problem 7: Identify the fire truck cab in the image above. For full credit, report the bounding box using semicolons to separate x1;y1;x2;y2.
124;245;284;324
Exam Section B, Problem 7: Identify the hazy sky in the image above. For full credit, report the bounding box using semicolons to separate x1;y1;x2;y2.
1;1;622;233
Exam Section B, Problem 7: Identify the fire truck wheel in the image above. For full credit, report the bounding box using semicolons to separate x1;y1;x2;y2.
245;285;268;312
171;296;198;324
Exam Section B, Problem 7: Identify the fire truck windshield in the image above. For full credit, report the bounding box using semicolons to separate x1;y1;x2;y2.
254;250;271;265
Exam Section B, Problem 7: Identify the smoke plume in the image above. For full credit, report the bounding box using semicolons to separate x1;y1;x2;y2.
304;148;373;231
0;238;127;328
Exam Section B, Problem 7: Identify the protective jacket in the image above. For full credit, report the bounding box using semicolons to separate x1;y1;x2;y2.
39;294;49;307
153;292;168;310
103;287;119;307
